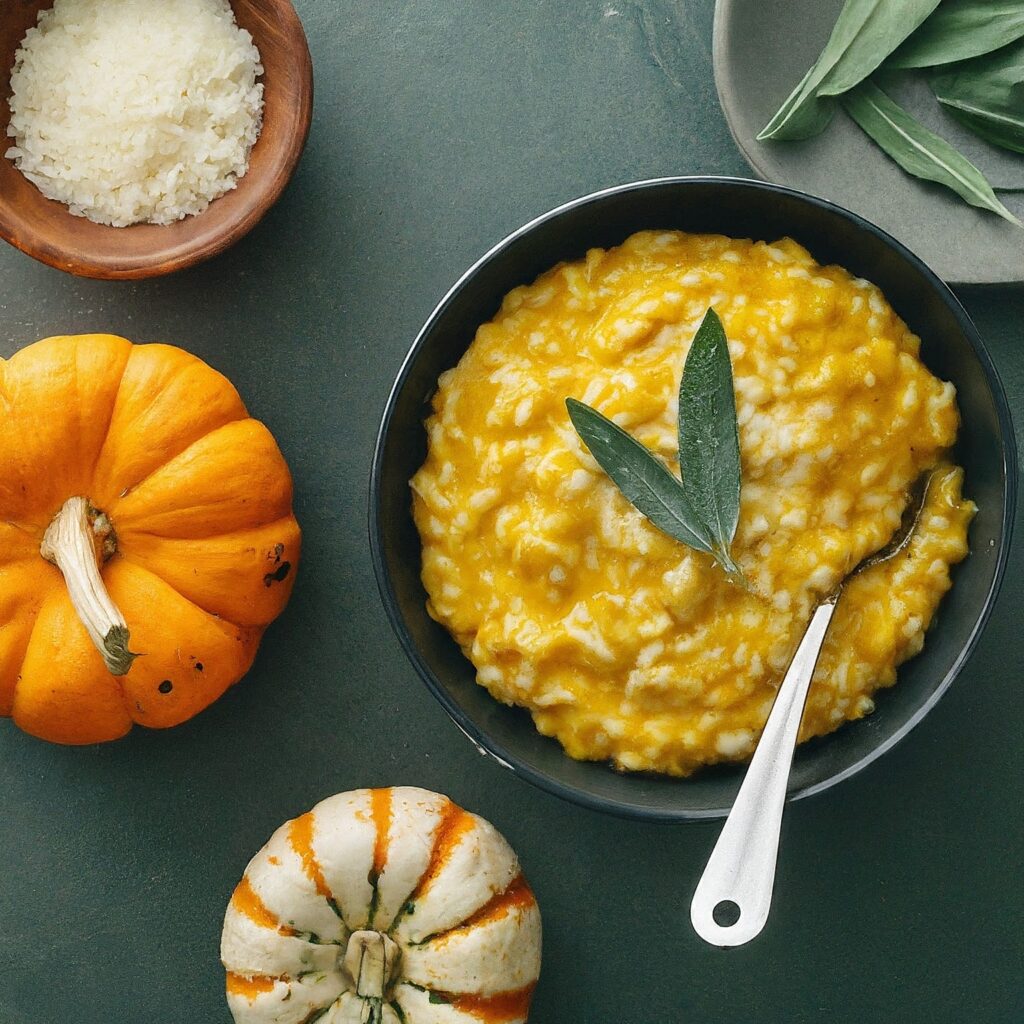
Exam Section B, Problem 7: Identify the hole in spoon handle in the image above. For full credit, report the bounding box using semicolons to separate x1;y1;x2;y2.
712;900;741;928
690;839;775;948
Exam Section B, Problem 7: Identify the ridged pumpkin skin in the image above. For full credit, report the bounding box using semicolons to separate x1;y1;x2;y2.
0;334;300;745
221;787;542;1024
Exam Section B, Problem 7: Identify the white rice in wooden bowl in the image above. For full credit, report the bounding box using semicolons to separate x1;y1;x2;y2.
5;0;265;227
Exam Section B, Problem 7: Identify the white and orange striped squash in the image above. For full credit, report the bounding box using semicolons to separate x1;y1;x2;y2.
221;787;542;1024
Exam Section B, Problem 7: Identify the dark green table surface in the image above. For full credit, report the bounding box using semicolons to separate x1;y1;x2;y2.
1;3;1022;1022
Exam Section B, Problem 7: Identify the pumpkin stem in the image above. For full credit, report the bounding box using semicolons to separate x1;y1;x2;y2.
344;930;401;1017
40;496;137;676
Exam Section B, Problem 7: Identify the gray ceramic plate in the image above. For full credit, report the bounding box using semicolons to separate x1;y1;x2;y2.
713;0;1024;285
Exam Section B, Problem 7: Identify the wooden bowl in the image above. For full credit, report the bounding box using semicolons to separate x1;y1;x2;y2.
0;0;313;280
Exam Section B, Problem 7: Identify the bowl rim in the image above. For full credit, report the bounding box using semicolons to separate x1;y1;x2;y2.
368;174;1018;822
0;0;313;281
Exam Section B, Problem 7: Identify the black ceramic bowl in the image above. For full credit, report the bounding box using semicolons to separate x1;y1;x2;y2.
370;177;1016;821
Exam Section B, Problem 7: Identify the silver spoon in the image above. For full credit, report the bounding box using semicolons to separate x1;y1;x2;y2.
690;473;933;947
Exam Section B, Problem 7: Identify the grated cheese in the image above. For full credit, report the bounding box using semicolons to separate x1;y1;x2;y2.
6;0;264;227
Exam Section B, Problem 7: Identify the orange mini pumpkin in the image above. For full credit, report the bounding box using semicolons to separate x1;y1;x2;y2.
0;334;300;745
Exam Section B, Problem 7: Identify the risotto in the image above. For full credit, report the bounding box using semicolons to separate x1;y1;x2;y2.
411;231;974;777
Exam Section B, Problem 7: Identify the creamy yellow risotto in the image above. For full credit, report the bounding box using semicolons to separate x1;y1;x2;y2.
412;231;975;776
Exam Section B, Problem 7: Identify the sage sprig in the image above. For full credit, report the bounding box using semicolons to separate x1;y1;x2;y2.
566;309;743;579
842;81;1022;226
757;0;1024;222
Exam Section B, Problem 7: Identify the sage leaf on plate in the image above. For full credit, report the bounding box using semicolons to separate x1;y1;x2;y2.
566;308;745;578
758;0;881;141
565;398;714;556
952;110;1024;154
887;0;1024;69
931;37;1024;154
758;0;940;140
816;0;942;95
842;81;1022;226
756;64;839;143
677;309;742;575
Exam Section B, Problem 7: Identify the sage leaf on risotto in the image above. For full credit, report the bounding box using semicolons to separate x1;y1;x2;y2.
567;307;745;578
677;309;742;575
566;398;713;556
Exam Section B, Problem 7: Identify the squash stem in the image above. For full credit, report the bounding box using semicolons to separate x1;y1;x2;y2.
344;930;401;1012
40;496;137;676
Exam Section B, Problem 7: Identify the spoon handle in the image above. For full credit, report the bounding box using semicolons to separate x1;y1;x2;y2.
690;597;839;947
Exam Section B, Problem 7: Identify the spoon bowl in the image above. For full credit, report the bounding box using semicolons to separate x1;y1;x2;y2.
848;470;933;579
